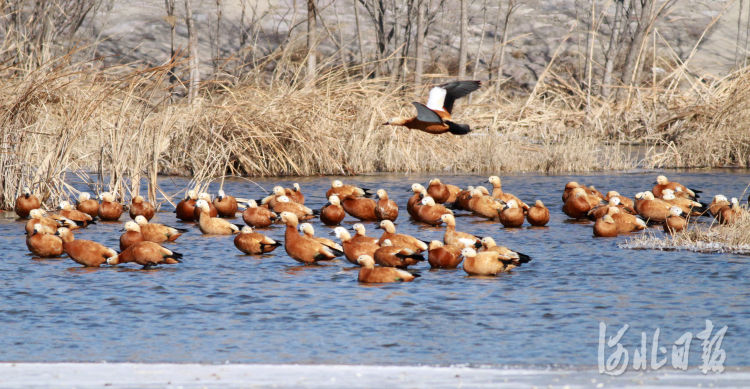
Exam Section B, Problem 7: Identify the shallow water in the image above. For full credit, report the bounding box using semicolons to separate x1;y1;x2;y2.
1;170;749;367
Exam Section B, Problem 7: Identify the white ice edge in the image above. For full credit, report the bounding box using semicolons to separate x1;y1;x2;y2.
0;363;749;388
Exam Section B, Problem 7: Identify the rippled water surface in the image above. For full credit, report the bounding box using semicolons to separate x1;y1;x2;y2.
1;170;749;366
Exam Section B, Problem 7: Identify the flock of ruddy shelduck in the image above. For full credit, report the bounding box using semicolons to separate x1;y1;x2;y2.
12;173;748;283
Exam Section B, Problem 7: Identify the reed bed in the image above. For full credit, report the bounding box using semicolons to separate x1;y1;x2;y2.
620;211;750;255
2;47;750;211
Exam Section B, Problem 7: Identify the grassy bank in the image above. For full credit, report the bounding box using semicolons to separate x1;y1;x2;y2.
620;211;750;255
1;49;750;210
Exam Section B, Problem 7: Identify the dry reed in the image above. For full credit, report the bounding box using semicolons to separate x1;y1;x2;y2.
620;210;750;255
2;42;750;211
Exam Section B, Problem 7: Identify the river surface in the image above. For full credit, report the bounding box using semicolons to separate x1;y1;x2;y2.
1;169;749;368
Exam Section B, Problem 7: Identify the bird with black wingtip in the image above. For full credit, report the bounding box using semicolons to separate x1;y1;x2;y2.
384;80;481;135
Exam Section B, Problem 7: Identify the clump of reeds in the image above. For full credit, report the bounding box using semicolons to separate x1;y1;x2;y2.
620;211;750;255
3;41;750;211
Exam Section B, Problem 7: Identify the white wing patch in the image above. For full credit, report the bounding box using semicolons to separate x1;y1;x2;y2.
426;87;447;111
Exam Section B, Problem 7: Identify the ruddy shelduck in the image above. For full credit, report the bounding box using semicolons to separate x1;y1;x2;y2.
56;227;117;267
467;188;503;220
134;215;187;243
461;248;513;276
593;214;618;237
260;186;289;208
341;195;378;221
286;183;305;204
334;226;380;265
563;187;594;219
562;181;581;202
98;192;124;221
605;191;634;209
720;197;745;225
374;189;398;221
652;175;700;200
14;187;40;219
193;192;218;220
76;192;99;218
56;201;94;227
634;192;672;223
213;189;238;218
280;211;342;264
175;189;198;221
384;80;481;135
196;199;241;235
664;206;687;233
242;199;278;228
373;239;424;269
234;226;281;255
661;189;705;216
415;196;452;225
300;223;343;252
26;224;64;257
488;176;528;210
120;221;145;251
427;178;461;204
129;195;155;221
498;200;525;228
320;195;346;226
708;195;731;222
527;200;550;226
25;209;70;235
407;183;427;218
107;241;182;268
608;207;647;234
351;223;379;245
453;186;474;211
325;180;371;199
427;240;463;269
440;213;481;248
357;255;417;283
588;197;623;220
479;237;531;269
272;195;315;220
376;220;428;253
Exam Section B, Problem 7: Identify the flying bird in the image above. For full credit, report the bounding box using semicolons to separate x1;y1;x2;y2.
384;80;481;135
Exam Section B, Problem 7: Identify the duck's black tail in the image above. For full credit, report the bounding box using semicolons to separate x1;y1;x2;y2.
446;121;471;135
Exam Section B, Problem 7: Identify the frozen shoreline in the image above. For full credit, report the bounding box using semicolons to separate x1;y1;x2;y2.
1;363;749;388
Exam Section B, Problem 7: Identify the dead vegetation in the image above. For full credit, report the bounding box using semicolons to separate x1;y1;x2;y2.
1;1;750;211
620;210;750;255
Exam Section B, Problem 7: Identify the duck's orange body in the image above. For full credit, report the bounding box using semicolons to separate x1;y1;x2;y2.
26;227;64;257
242;200;277;228
593;215;618;237
427;241;463;269
341;196;378;221
130;196;156;221
373;241;423;269
281;212;340;264
76;193;99;219
234;226;280;255
15;189;40;219
374;189;398;221
356;255;416;283
527;200;550;226
384;81;481;136
214;190;238;218
376;220;428;253
108;241;182;268
57;228;116;267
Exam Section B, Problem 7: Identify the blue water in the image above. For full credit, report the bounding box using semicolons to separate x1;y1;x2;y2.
1;170;748;367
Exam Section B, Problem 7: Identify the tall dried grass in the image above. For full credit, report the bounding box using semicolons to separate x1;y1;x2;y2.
620;211;750;255
2;42;750;210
